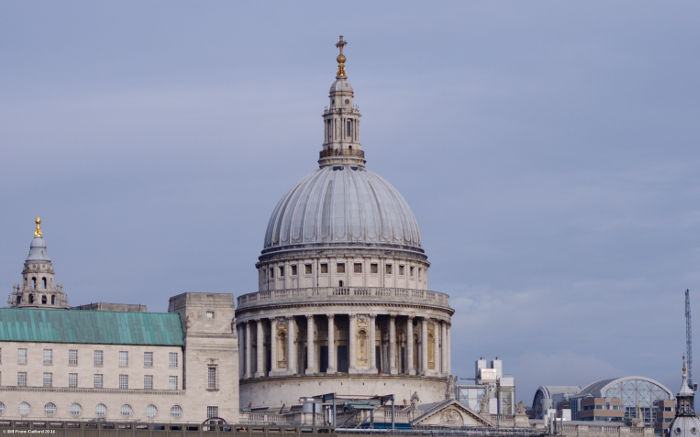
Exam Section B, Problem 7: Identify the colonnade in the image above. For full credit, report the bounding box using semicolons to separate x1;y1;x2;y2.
237;313;450;379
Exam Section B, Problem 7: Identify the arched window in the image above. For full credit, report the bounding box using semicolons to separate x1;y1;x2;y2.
29;294;34;304
42;277;47;288
95;403;107;417
42;295;47;304
339;280;344;287
18;402;30;417
16;296;22;304
32;277;37;289
51;295;56;305
146;404;158;419
69;403;82;417
0;402;5;416
44;402;56;417
170;405;183;418
120;404;133;417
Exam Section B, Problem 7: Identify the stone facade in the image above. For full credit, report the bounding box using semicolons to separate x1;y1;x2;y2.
0;292;238;424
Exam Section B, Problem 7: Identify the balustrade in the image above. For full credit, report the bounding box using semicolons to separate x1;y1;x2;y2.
237;286;450;310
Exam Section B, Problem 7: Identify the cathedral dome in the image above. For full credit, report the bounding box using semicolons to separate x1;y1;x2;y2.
263;165;423;255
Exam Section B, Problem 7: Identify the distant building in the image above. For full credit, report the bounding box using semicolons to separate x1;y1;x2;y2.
531;385;581;419
457;358;517;415
533;376;674;434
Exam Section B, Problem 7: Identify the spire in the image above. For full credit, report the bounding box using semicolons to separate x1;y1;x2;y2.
8;217;69;309
318;36;366;169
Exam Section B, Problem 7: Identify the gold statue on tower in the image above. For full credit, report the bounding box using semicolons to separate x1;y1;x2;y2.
34;217;42;237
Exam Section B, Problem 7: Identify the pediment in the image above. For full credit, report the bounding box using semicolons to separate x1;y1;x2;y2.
412;400;494;428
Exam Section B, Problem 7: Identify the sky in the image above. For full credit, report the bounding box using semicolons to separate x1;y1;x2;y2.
2;1;700;403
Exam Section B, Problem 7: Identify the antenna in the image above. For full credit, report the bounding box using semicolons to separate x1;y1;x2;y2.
686;289;694;389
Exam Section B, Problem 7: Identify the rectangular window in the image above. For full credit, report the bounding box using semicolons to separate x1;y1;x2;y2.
169;352;178;368
119;351;128;367
207;406;219;419
336;263;345;273
320;263;328;273
169;375;178;390
386;264;392;274
17;371;27;387
371;263;378;273
144;352;153;368
143;374;153;390
410;266;415;276
354;263;362;273
208;366;218;390
291;265;297;276
68;349;78;366
94;374;103;388
43;372;52;387
269;269;273;279
18;348;27;365
43;349;53;365
279;266;284;276
399;265;405;275
69;373;78;388
346;120;352;137
94;350;103;367
305;264;312;274
119;374;129;389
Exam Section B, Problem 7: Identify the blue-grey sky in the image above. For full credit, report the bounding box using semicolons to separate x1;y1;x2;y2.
2;1;700;403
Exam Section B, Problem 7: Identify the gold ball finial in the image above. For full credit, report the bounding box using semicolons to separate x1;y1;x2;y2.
335;35;348;79
34;217;42;237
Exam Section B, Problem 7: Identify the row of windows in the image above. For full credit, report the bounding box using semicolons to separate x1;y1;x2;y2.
2;348;178;368
0;401;193;419
7;366;217;391
10;371;179;390
270;263;421;278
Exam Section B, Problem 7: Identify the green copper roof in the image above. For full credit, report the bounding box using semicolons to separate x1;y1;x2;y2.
0;308;184;346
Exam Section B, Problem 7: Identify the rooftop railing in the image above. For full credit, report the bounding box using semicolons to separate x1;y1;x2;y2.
237;287;451;310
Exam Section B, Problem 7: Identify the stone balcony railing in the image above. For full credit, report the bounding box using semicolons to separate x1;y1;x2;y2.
237;287;451;310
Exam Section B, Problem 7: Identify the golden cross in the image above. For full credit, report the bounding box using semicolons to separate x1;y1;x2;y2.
335;35;348;79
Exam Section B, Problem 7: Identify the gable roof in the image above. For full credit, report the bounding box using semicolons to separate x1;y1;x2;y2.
412;400;494;427
0;308;184;346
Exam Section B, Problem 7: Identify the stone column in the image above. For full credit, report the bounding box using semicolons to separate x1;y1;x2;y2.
288;317;297;375
306;314;316;374
441;321;448;375
349;314;357;373
237;324;244;378
255;319;265;377
446;323;451;375
369;314;377;373
327;314;336;373
270;318;279;373
389;316;397;375
421;317;428;375
245;321;252;378
406;317;415;375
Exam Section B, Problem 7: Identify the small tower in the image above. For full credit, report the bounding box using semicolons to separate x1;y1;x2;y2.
668;357;700;437
8;217;69;309
318;35;366;168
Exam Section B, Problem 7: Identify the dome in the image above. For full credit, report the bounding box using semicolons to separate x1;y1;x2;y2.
329;78;353;93
27;236;49;261
263;165;423;255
